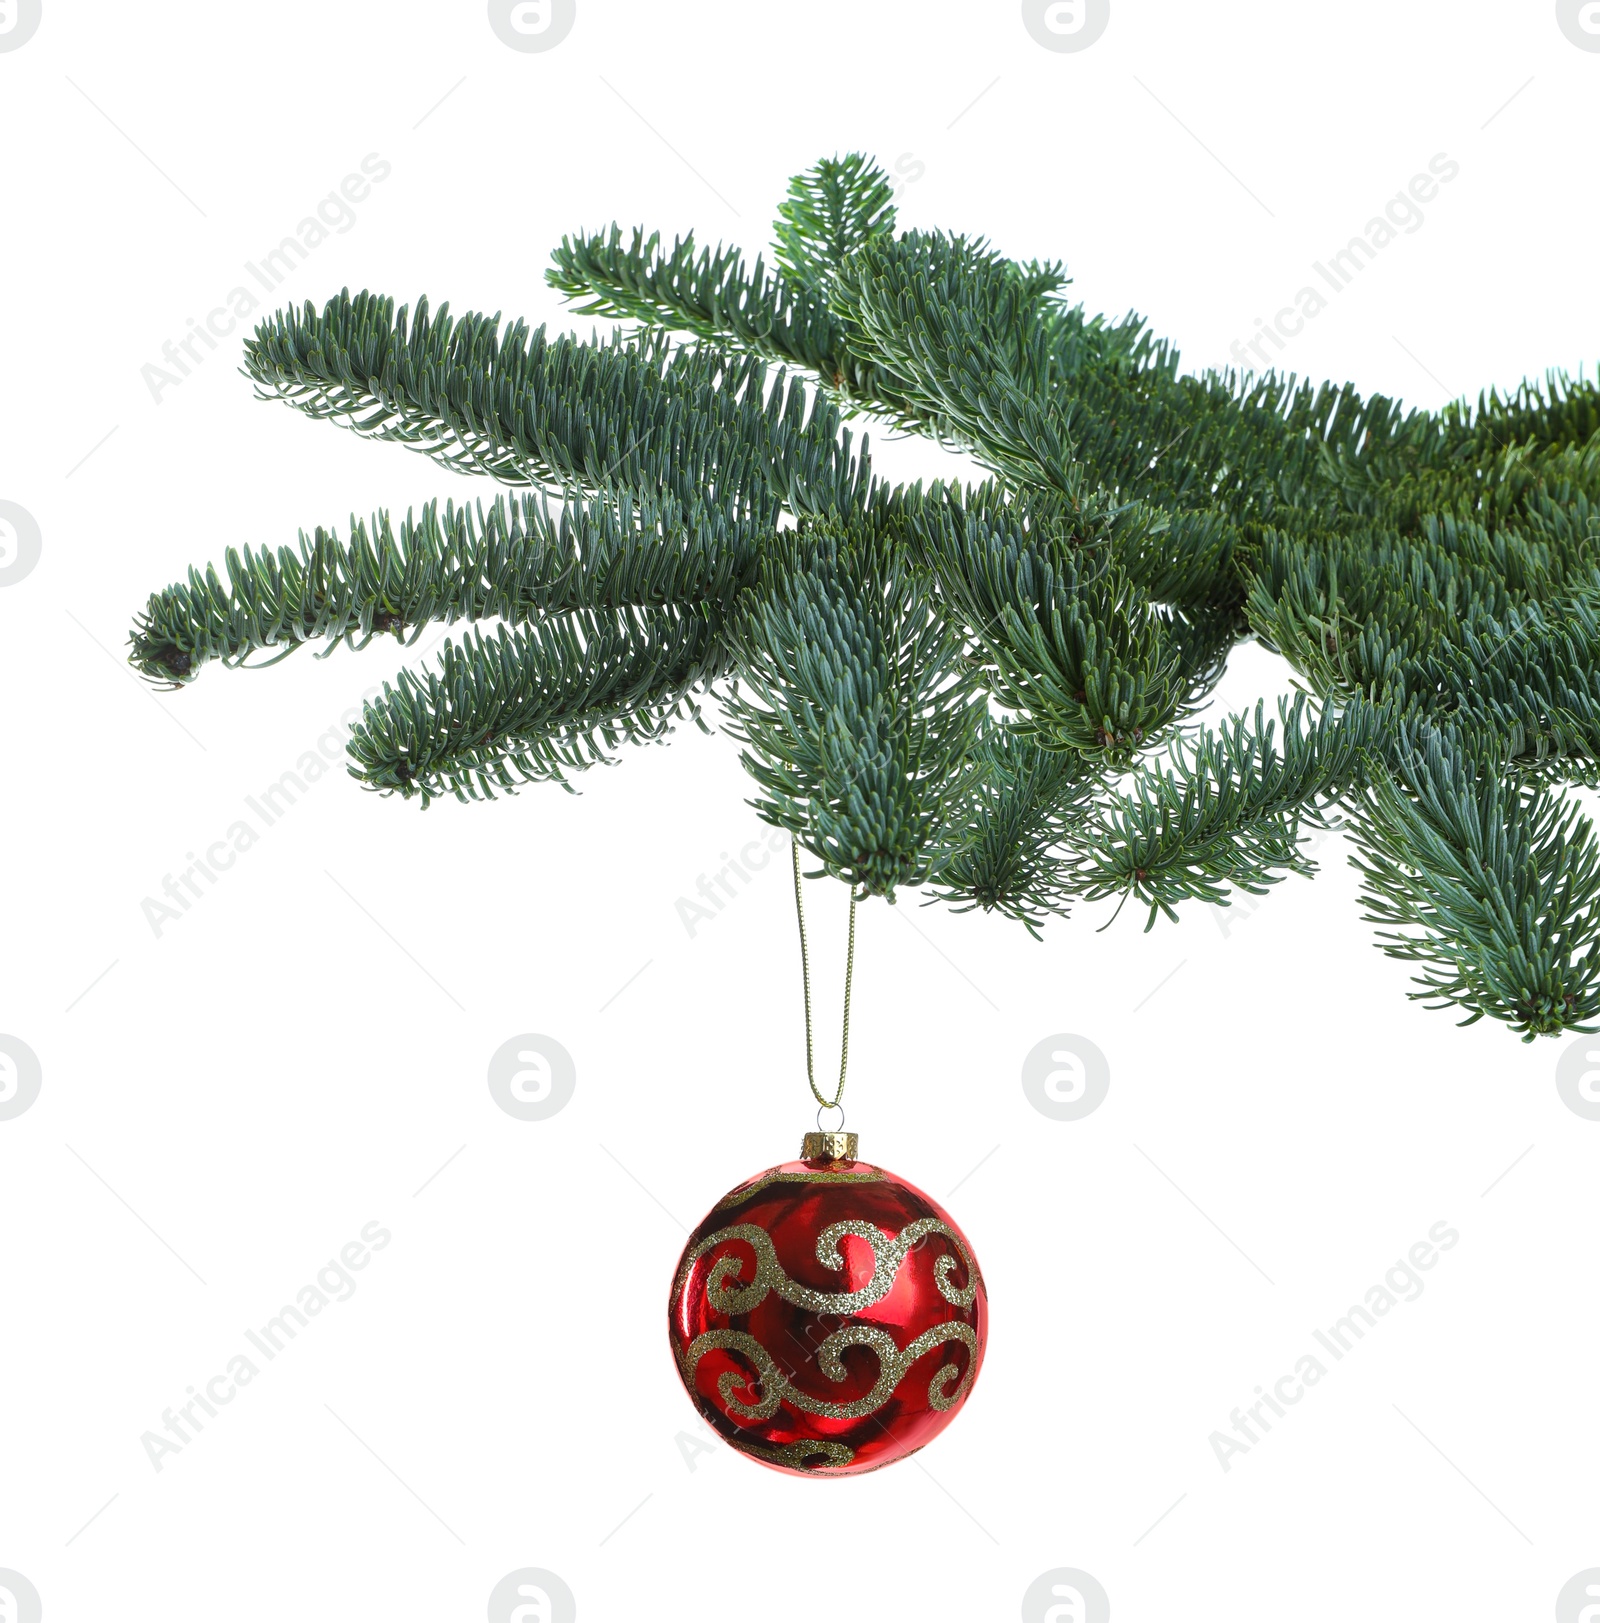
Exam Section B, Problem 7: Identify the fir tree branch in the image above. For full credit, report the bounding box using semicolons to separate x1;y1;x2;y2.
1347;720;1600;1037
928;721;1102;935
912;485;1181;764
129;490;763;686
349;604;727;804
545;221;938;430
723;521;984;898
548;226;846;374
118;150;1600;1036
831;230;1093;499
1070;695;1380;922
773;152;899;299
1417;591;1600;771
243;290;871;519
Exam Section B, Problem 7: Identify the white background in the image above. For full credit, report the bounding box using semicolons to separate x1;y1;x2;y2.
2;3;1598;1618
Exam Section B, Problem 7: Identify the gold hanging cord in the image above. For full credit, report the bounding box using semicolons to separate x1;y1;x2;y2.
791;837;856;1120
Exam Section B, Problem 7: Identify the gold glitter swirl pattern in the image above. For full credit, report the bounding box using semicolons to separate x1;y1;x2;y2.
733;1438;856;1470
679;1321;980;1421
679;1217;980;1317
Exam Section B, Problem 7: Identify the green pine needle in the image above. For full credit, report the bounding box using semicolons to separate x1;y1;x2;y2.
125;152;1600;1039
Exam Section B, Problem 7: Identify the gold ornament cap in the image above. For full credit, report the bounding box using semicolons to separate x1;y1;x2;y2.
801;1130;859;1164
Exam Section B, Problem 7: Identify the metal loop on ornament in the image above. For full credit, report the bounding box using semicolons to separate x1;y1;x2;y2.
816;1102;846;1134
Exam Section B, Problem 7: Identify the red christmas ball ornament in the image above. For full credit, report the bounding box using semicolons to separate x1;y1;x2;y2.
668;1130;988;1476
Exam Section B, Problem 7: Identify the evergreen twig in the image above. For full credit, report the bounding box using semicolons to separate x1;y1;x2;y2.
126;152;1600;1039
